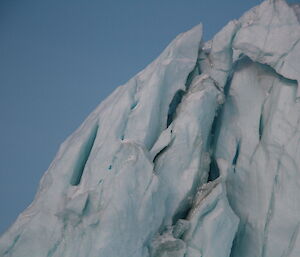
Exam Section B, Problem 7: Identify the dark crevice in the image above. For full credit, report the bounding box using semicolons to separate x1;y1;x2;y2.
130;101;138;110
259;63;297;86
232;141;240;174
167;90;185;128
70;124;99;186
259;113;264;141
153;146;168;164
206;106;224;182
208;158;220;182
224;72;234;97
206;60;239;182
185;62;200;90
166;62;201;128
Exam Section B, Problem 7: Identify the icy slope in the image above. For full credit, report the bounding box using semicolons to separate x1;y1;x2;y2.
1;0;300;256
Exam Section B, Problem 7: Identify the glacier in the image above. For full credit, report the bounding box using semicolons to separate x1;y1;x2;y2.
1;0;300;256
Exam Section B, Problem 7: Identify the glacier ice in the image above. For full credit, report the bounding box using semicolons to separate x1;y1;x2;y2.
1;0;300;257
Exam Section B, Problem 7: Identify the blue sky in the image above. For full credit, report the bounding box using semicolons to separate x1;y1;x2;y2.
1;0;296;234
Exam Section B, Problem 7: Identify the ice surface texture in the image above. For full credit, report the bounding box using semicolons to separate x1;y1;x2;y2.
1;0;300;256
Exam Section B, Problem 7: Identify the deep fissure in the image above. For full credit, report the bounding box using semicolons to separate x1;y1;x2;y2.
232;142;240;175
70;124;99;186
167;89;185;128
259;113;264;141
166;60;201;128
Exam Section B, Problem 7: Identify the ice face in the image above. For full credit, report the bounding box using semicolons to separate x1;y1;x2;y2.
1;1;300;257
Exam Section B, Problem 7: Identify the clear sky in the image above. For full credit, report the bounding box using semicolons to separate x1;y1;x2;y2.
0;0;297;234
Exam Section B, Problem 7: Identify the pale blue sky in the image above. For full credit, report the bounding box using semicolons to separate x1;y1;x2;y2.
1;0;295;234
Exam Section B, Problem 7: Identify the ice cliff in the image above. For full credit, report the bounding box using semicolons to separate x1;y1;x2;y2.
1;0;300;256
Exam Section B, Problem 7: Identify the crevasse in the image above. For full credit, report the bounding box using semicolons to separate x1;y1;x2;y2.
1;1;300;257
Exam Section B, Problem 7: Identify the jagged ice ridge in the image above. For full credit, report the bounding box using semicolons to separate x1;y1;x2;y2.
1;0;300;256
